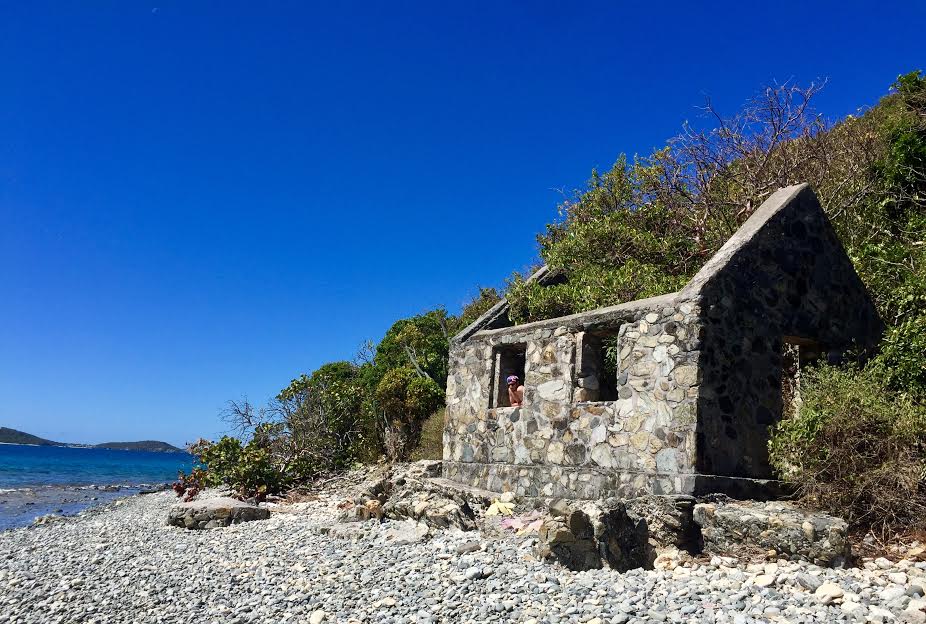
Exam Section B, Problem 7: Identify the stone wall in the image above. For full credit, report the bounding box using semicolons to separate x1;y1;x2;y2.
681;185;882;478
443;296;706;499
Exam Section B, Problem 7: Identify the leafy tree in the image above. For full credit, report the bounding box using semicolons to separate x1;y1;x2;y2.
186;432;284;499
769;364;926;533
375;366;444;461
374;309;453;386
457;287;503;328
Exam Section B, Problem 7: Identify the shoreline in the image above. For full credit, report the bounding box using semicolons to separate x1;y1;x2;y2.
0;441;187;453
0;482;171;531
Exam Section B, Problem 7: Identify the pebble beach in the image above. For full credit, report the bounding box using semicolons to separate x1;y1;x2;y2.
1;489;925;624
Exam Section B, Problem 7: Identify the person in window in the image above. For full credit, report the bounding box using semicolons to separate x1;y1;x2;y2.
506;375;524;407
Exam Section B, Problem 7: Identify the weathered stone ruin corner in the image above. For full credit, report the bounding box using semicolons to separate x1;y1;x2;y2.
442;184;883;501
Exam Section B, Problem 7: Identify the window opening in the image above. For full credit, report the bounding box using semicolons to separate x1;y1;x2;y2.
781;336;822;419
493;345;526;408
576;332;620;402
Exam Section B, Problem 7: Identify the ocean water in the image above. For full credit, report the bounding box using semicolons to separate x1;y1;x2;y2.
0;443;193;530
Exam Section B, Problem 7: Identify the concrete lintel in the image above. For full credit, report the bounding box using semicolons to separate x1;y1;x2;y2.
469;292;685;341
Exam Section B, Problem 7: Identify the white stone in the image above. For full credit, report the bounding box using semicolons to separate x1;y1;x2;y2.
653;345;668;362
890;572;910;585
881;585;907;602
537;379;567;401
673;365;698;386
645;312;659;323
379;520;429;545
815;582;844;604
310;611;326;624
655;448;678;473
841;600;864;615
591;444;613;468
868;605;896;621
547;441;564;464
754;574;775;588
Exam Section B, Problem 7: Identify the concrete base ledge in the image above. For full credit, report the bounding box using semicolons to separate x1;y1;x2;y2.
442;460;788;501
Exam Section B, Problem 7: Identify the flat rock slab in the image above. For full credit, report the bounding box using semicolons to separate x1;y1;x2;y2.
167;497;270;530
693;499;849;566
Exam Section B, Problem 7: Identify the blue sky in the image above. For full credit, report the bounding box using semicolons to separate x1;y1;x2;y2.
1;1;924;446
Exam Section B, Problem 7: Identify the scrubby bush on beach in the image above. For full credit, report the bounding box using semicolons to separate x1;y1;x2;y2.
179;434;282;500
173;466;208;501
376;367;444;461
769;364;926;534
410;409;446;461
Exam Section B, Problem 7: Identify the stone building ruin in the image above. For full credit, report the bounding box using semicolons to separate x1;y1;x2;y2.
442;184;882;499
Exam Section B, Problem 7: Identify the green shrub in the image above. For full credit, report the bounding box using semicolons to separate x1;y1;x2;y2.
769;364;926;533
188;432;286;499
410;409;445;461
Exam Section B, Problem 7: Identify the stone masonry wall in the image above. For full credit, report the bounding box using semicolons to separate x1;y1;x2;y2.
682;185;883;478
443;297;705;499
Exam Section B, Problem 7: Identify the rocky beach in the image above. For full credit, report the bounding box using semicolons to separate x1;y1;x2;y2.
0;484;168;531
2;478;925;624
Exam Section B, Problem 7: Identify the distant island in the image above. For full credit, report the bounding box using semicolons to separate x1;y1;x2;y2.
0;427;185;453
93;441;185;453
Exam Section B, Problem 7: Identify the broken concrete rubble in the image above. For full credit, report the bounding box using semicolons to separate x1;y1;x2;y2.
536;496;698;572
693;498;850;566
336;461;852;573
339;461;496;531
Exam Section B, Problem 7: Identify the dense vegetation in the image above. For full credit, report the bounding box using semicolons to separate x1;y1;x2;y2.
189;72;925;534
506;71;925;533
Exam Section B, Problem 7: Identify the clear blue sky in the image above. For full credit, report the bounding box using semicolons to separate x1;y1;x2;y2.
1;2;923;446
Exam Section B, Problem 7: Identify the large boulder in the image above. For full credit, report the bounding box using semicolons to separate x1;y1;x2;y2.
167;497;270;530
693;499;849;566
537;511;602;571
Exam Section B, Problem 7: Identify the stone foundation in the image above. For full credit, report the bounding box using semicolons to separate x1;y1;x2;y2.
443;460;786;500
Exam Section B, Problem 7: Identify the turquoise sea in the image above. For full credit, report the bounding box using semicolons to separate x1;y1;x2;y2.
0;443;193;530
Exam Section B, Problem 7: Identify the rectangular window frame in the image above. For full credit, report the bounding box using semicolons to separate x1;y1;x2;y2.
574;330;620;404
490;344;527;408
